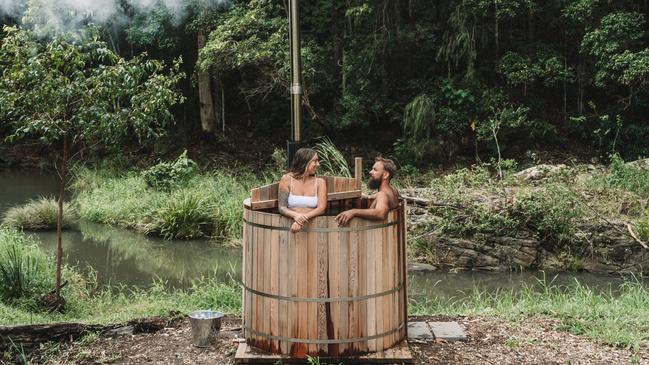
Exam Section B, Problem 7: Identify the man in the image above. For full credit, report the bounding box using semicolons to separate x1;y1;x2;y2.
335;157;399;226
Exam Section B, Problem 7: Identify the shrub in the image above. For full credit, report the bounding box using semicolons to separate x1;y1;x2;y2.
142;150;198;191
604;154;649;198
157;191;213;240
1;197;76;230
514;187;581;247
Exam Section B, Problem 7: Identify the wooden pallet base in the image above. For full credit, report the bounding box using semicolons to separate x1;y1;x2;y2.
234;340;413;364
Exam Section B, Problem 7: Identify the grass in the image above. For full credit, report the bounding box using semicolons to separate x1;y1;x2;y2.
410;275;649;351
1;276;241;326
1;196;76;230
73;168;261;244
0;227;85;310
602;154;649;198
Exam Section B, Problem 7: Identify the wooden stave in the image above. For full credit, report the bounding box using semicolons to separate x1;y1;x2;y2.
242;205;407;357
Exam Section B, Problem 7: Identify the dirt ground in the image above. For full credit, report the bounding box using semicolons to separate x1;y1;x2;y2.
37;315;647;365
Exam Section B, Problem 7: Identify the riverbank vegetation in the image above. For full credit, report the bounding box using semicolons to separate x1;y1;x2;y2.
73;165;260;244
406;155;649;271
1;197;76;231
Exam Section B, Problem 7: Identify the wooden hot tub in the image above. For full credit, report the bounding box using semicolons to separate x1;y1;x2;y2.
241;171;408;357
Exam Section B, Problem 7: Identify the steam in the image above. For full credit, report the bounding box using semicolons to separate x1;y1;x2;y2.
0;0;229;34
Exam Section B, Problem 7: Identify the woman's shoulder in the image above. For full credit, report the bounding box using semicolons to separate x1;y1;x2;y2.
278;173;292;187
316;177;327;185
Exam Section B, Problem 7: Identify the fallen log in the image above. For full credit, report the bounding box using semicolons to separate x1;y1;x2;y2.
0;323;112;351
403;195;432;206
0;316;178;351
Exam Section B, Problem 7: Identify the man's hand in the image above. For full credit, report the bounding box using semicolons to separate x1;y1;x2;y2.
290;221;303;233
335;210;355;226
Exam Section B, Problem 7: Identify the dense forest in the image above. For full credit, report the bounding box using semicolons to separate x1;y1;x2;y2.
2;0;649;166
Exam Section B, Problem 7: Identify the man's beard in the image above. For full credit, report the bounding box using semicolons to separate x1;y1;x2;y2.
367;177;381;190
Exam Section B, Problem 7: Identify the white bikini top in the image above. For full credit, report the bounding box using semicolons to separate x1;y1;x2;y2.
287;176;318;208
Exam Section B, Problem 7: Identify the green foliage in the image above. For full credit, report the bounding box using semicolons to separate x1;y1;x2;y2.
0;25;185;148
497;51;574;89
403;94;435;143
515;187;581;247
313;137;351;178
126;4;178;51
0;228;53;307
157;191;213;240
475;104;529;142
2;197;76;230
603;154;649;198
400;80;477;161
635;213;649;242
582;11;649;89
142;151;199;191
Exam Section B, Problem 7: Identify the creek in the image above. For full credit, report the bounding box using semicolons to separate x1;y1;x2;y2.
1;170;643;299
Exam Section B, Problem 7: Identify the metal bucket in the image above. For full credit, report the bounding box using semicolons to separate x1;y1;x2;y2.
189;310;223;347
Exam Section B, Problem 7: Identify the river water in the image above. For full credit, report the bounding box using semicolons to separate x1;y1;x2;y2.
1;170;641;298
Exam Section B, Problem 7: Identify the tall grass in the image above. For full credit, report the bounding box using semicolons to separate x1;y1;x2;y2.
74;168;260;244
2;197;76;230
0;227;85;310
314;137;352;178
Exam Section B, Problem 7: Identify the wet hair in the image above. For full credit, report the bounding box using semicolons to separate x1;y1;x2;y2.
288;148;317;179
375;157;397;180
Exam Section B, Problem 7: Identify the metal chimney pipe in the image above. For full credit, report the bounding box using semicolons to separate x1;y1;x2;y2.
287;0;303;166
289;0;302;142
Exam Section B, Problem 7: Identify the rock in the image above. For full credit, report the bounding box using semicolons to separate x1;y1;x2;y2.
625;158;649;169
106;326;135;337
408;262;438;272
513;164;567;181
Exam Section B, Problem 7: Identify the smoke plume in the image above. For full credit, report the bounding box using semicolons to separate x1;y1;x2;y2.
0;0;228;34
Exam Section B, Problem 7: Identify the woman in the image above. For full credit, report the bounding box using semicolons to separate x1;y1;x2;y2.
278;148;327;232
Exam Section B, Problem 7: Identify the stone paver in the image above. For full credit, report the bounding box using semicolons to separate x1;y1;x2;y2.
428;321;467;342
407;321;434;341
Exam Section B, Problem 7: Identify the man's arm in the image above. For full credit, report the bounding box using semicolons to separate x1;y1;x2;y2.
335;192;389;225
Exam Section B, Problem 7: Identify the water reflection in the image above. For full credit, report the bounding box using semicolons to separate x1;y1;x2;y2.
407;270;643;299
0;170;59;213
34;221;241;288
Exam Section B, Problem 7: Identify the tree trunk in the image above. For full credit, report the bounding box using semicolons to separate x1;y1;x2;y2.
494;0;499;57
563;29;567;122
220;75;225;134
577;59;584;114
55;136;68;298
197;31;219;134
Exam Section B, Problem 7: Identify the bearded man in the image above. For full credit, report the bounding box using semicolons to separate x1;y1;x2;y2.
335;157;399;226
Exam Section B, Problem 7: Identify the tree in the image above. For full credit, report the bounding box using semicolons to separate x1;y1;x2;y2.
0;25;185;309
